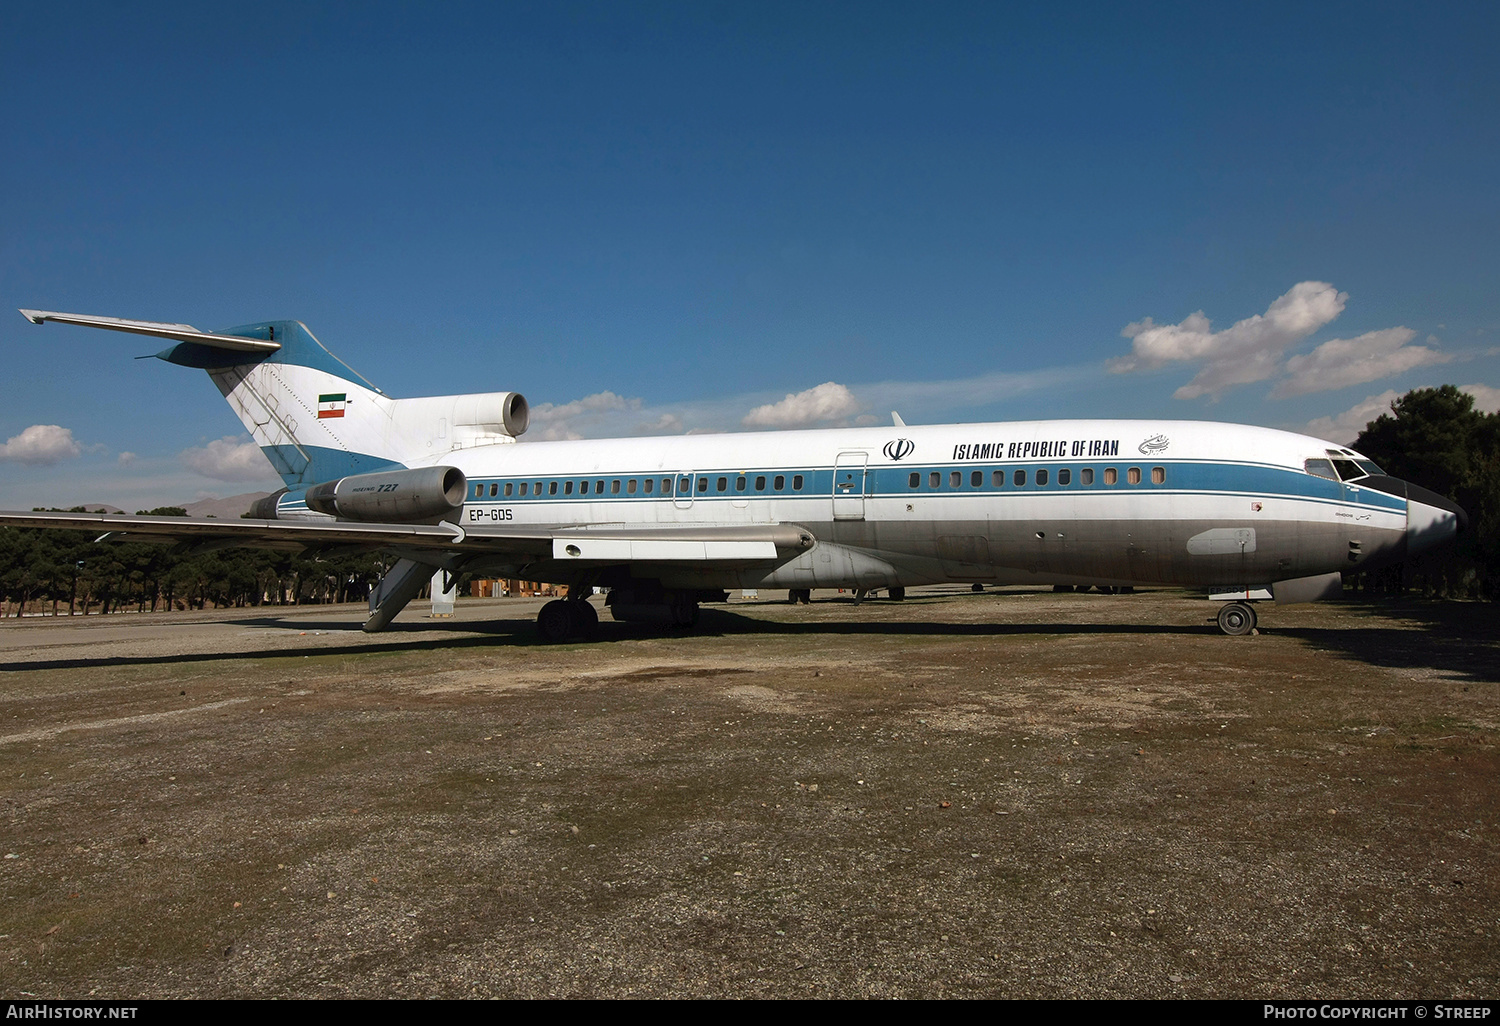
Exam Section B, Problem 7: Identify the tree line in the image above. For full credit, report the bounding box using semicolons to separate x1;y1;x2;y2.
0;507;391;616
1347;385;1500;600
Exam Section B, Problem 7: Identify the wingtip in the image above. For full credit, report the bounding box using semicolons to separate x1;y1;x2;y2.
19;308;47;325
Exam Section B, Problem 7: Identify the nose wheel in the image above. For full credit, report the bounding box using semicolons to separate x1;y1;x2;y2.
1216;601;1257;636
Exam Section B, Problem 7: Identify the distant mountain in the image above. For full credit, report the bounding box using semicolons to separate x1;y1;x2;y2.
180;492;272;519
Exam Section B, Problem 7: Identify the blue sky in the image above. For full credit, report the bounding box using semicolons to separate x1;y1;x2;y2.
2;1;1497;509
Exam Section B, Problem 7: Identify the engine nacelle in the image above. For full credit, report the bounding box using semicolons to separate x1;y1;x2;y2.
304;466;467;522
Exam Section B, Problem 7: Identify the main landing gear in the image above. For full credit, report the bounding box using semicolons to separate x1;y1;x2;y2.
537;597;598;643
1216;601;1257;636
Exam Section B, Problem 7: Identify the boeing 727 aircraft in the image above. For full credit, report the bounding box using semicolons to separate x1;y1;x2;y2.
4;309;1467;639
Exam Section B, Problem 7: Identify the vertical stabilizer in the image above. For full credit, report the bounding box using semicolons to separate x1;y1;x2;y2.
156;320;403;487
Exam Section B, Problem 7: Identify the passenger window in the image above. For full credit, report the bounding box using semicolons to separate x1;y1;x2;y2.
519;482;529;496
611;480;621;494
473;484;483;498
971;470;983;487
774;475;785;490
716;477;727;492
489;483;499;498
643;478;653;494
1151;467;1165;484
504;483;514;497
992;470;1004;486
1036;469;1049;486
1058;469;1071;486
950;471;961;487
1104;468;1117;485
698;477;708;493
663;478;673;493
548;481;558;496
564;480;574;495
1128;467;1142;484
793;475;804;490
627;479;637;494
756;476;766;491
1013;469;1026;486
929;472;941;488
1081;468;1094;485
909;472;920;488
735;476;747;492
534;481;542;494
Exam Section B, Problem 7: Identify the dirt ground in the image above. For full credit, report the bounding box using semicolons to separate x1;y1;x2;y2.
0;586;1496;999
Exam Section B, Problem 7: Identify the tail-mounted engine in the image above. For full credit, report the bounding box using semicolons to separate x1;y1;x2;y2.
298;466;468;522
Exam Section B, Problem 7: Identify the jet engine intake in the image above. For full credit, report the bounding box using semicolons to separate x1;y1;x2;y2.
304;466;467;522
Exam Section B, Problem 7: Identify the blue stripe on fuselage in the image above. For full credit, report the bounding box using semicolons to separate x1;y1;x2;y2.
456;459;1406;514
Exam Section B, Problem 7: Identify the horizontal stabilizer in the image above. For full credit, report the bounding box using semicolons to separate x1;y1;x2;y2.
19;310;282;354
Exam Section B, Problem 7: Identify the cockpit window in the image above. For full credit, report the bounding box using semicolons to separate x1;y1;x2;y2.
1305;458;1337;481
1321;449;1385;481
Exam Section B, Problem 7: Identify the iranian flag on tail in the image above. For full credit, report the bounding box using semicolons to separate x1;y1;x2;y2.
317;393;347;418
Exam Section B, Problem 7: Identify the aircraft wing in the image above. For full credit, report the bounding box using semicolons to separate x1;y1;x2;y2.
0;510;814;566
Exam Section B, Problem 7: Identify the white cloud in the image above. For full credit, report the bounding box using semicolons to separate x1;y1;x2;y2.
634;413;684;434
1460;383;1500;414
0;424;83;466
742;382;861;428
1111;282;1348;399
519;363;1084;442
117;451;137;465
856;365;1087;412
1271;328;1449;397
528;391;642;440
1303;391;1400;445
180;436;276;482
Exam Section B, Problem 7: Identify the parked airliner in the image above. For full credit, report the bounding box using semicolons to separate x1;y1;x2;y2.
5;310;1466;639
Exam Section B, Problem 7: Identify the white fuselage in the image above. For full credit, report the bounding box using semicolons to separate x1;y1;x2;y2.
283;418;1417;593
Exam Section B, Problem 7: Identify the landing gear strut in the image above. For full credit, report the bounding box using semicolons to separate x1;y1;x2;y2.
1216;601;1257;636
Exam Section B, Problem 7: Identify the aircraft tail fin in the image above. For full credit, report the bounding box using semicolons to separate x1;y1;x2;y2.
21;310;529;490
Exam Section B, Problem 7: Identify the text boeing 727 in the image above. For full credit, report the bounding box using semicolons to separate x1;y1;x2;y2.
4;309;1467;639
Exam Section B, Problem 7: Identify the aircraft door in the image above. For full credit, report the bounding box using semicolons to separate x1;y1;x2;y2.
833;452;868;521
673;472;694;509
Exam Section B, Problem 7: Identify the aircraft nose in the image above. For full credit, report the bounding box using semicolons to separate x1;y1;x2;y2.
1406;481;1468;556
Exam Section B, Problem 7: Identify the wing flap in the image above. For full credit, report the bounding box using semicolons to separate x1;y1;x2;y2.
551;537;779;562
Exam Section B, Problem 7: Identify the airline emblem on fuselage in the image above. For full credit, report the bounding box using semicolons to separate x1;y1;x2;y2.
883;438;915;461
1139;433;1169;455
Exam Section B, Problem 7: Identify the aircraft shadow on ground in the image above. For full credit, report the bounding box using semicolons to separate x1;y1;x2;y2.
1272;600;1500;687
0;606;1211;672
4;600;1493;679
